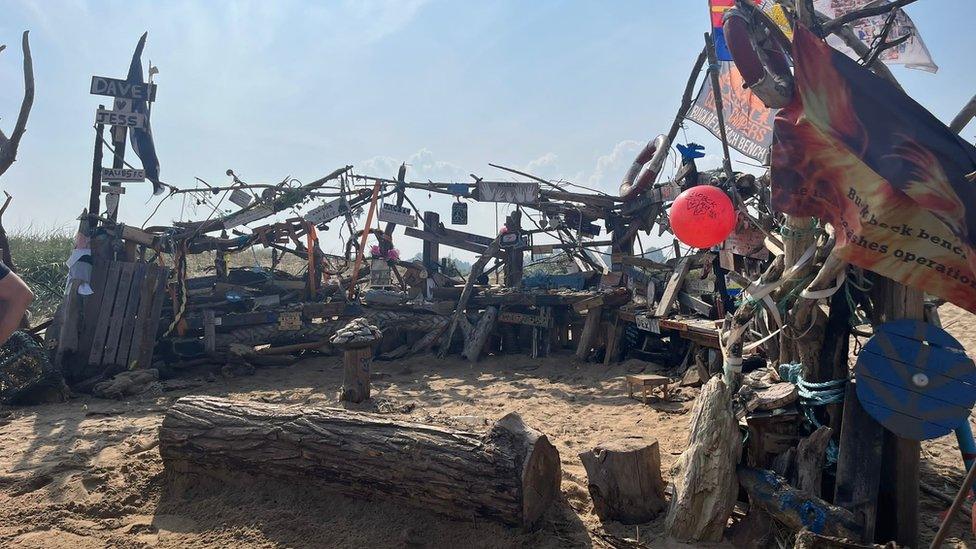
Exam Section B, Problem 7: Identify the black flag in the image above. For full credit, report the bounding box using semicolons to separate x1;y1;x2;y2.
125;33;162;195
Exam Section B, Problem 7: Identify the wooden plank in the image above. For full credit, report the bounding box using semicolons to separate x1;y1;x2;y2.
102;262;137;366
204;310;216;353
604;314;624;365
834;380;885;542
655;257;691;317
421;212;440;271
127;265;155;369
115;262;147;367
88;261;123;366
406;227;489;256
575;305;603;361
78;251;111;366
138;267;169;369
302;302;346;320
678;291;713;317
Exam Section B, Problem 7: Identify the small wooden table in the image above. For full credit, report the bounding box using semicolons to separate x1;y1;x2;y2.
625;374;673;404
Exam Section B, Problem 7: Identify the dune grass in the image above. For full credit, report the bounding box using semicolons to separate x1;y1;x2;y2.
7;229;73;321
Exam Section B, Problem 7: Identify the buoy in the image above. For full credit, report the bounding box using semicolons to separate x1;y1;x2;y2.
669;186;736;248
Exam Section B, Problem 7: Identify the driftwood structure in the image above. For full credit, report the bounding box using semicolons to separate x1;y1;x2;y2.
159;396;561;530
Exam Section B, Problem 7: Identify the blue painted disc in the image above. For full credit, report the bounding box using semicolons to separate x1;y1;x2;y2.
855;319;976;440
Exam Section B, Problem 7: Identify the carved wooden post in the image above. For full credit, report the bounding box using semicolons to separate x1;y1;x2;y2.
330;318;382;404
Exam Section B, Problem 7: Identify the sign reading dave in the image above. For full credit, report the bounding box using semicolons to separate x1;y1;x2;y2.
90;75;157;102
687;62;775;162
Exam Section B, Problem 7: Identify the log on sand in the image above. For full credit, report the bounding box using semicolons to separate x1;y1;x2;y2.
159;395;561;530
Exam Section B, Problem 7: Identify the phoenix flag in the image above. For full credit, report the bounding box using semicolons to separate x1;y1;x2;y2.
771;26;976;313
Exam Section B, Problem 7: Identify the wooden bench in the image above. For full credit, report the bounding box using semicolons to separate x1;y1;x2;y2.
625;374;674;403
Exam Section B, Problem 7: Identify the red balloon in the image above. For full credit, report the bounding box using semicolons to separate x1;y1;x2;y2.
669;186;737;248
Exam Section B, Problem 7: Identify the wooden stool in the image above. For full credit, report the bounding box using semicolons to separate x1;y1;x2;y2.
625;374;672;404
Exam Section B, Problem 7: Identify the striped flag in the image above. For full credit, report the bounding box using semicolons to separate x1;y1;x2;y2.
709;0;735;61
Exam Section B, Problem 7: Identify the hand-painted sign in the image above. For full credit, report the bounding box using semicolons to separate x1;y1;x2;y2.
224;205;274;228
101;185;126;195
90;75;157;101
724;220;770;260
772;27;976;313
229;189;253;208
95;108;146;129
476;181;539;204
452;202;468;225
101;168;145;182
304;198;349;225
687;62;775;162
377;203;417;227
634;313;660;334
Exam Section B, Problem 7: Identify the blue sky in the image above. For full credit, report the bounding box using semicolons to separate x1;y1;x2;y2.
1;0;973;260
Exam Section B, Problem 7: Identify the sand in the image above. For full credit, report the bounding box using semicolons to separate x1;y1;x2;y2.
0;305;973;548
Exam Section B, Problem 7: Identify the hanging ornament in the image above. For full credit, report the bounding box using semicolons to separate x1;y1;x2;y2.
452;201;468;225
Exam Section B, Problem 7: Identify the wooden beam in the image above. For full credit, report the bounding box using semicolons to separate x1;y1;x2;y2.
655;256;692;317
438;234;503;358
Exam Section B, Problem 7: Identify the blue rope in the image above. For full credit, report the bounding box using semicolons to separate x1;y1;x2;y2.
778;363;847;465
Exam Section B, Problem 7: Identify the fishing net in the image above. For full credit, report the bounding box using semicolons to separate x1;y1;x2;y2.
0;331;61;404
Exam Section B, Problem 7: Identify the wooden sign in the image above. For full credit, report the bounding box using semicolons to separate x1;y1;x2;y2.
101;167;145;182
305;198;348;225
95;108;146;129
101;185;126;195
369;259;392;287
856;320;976;440
498;310;552;328
724;221;770;260
377;203;417;227
224;205;274;228
683;277;715;295
476;181;539;204
90;75;157;101
229;189;252;208
452;202;468;225
277;311;302;331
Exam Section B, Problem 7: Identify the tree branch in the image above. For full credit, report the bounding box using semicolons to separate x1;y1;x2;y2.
823;0;918;35
0;31;34;178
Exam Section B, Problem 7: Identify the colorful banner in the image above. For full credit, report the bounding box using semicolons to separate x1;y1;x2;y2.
687;62;776;162
709;0;735;61
771;26;976;313
815;0;937;72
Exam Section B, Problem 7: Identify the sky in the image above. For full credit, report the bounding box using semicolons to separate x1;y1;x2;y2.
1;0;974;262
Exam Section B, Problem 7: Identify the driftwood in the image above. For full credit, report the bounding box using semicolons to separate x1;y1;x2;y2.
796;426;833;497
0;31;34;178
159;396;561;530
460;305;497;362
575;305;603;361
739;466;862;540
665;376;741;542
794;530;898;549
579;436;666;524
438;234;503;358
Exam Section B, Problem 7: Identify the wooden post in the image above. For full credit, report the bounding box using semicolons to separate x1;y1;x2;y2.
704;32;734;181
88;108;106;232
575;305;602;361
340;344;372;403
504;210;523;287
347;179;382;300
203;310;216;354
105;99;129;221
422;211;440;273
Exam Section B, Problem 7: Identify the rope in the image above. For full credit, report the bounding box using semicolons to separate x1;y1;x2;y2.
778;362;847;465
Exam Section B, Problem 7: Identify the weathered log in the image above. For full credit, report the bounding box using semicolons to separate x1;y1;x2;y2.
461;306;497;363
575;305;603;361
159;396;561;530
794;529;897;549
739;466;862;540
665;376;741;542
579;436;665;524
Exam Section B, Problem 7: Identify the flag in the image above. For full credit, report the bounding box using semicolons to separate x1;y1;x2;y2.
815;0;937;72
686;62;775;162
125;33;163;195
709;0;735;61
771;26;976;313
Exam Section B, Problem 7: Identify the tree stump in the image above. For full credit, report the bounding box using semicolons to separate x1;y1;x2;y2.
665;376;741;543
159;396;561;530
579;436;666;524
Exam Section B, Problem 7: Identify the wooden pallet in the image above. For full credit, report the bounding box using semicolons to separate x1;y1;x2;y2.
84;261;168;375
